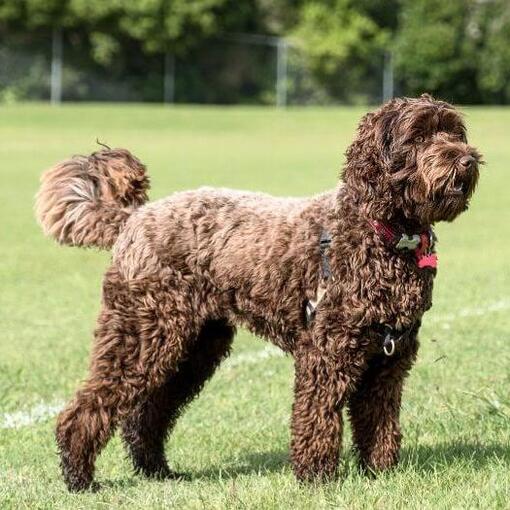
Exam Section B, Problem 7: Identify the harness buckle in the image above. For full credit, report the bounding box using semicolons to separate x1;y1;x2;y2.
383;333;396;356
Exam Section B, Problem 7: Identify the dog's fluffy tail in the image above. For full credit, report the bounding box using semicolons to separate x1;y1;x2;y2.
35;148;150;250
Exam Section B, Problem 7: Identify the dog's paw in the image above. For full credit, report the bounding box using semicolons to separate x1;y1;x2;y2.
293;463;338;484
64;475;97;493
135;462;190;481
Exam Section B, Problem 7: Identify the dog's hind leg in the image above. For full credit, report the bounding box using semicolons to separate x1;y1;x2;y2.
120;318;235;479
55;274;211;492
55;312;162;492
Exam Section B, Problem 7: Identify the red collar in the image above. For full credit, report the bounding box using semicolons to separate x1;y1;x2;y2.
369;220;438;269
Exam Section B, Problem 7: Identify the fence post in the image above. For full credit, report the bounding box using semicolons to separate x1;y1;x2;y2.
50;26;63;104
276;39;288;108
382;50;394;103
164;52;175;104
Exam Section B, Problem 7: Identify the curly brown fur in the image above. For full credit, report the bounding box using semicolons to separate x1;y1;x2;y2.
121;318;234;480
37;94;482;491
35;148;149;249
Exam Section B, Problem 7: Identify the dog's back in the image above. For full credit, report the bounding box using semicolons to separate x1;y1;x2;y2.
35;147;336;342
113;187;327;283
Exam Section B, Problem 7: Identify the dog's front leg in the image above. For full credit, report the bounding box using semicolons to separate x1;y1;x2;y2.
290;346;360;482
347;339;418;472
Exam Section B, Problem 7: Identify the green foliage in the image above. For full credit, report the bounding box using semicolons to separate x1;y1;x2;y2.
0;32;50;100
2;0;510;103
394;0;510;104
112;0;230;53
394;0;481;103
292;0;390;102
89;32;119;66
0;0;242;53
477;0;510;103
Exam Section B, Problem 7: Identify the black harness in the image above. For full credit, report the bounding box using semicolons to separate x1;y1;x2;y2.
304;229;332;324
305;229;413;357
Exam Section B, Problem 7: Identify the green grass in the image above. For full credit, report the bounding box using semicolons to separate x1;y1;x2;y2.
1;103;509;509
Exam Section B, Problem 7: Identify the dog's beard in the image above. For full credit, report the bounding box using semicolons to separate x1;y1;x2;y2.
403;148;480;224
400;144;480;225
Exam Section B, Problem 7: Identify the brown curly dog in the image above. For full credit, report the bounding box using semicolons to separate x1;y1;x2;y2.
36;94;482;491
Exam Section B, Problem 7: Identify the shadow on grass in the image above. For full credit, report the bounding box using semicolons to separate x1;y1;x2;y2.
400;440;510;473
194;440;510;481
93;440;510;488
194;449;289;479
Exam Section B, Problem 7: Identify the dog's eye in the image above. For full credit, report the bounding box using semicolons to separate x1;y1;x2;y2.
415;135;424;143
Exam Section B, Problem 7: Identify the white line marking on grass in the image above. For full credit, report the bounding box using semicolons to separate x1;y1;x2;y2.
0;347;286;430
0;400;64;430
430;298;510;325
224;345;286;369
2;298;507;430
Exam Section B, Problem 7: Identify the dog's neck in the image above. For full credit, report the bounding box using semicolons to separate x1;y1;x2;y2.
386;212;430;236
337;184;431;235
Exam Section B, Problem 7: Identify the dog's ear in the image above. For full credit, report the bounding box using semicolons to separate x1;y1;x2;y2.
420;93;434;101
342;113;378;186
341;105;403;219
343;107;399;182
378;109;401;165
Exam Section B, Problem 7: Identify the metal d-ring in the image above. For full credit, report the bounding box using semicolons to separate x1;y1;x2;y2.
383;337;396;356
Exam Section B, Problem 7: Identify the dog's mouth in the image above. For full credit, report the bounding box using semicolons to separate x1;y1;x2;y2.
429;171;479;222
449;180;465;196
446;169;478;198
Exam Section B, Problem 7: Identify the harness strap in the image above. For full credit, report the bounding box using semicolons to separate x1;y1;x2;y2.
319;230;332;279
304;228;415;357
305;229;332;324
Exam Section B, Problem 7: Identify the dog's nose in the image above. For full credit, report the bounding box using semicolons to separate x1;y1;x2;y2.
459;155;475;168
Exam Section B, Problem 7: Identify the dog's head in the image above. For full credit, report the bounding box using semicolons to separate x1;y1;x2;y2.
343;94;482;225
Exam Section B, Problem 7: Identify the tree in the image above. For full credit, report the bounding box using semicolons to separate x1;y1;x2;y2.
394;0;482;103
477;0;510;103
291;0;396;103
0;0;261;60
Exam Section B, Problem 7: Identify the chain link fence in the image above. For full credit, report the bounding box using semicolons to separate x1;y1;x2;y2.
1;30;393;106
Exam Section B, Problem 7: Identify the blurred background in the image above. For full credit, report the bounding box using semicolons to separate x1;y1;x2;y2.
2;0;510;106
1;1;510;508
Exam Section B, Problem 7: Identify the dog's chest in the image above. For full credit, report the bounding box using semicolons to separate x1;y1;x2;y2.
369;253;435;330
329;243;436;331
387;264;434;326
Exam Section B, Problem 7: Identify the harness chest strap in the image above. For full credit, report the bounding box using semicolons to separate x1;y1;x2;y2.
305;229;333;324
305;227;417;357
305;219;437;324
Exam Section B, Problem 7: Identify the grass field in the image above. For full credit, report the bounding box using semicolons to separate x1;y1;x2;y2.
1;103;509;509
